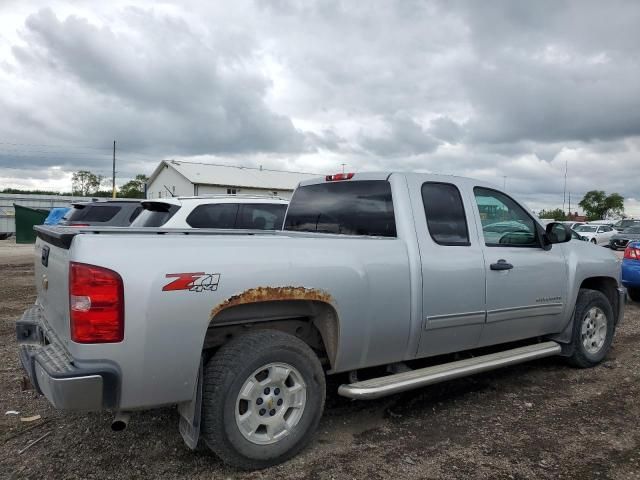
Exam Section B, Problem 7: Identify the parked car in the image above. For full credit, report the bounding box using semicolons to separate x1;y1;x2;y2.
20;172;624;469
561;221;586;230
622;242;640;302
587;220;615;227
574;224;618;245
609;226;640;250
60;200;142;227
129;195;288;230
612;219;640;233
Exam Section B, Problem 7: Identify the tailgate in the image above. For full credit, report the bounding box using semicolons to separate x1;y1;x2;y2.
34;228;75;341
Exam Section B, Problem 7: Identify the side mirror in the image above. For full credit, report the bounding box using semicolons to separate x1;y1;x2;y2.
545;222;572;244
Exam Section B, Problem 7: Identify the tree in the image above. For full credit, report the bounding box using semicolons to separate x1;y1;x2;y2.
578;190;624;220
119;174;148;198
71;170;102;196
538;208;566;220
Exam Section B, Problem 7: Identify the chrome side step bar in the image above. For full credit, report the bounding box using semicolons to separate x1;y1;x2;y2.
338;341;562;400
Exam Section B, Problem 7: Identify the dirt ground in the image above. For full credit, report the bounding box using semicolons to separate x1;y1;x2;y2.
1;241;639;480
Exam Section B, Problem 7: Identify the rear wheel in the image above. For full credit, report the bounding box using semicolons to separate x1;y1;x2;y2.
591;238;597;244
628;288;640;302
567;289;615;368
202;330;325;469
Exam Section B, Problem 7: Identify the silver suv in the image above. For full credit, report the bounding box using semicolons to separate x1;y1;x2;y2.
130;195;288;230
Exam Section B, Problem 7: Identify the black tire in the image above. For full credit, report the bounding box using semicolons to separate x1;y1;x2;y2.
201;330;326;470
567;289;615;368
628;288;640;303
591;239;597;244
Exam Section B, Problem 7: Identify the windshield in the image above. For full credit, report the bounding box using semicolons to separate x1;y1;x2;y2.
62;204;121;223
575;225;598;232
62;205;87;221
131;203;180;227
615;220;640;228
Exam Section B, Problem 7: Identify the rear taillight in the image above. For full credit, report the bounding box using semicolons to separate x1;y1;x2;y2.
624;246;640;260
325;172;355;181
69;262;124;343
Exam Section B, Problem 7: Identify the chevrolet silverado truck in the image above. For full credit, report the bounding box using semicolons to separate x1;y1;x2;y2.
17;172;625;469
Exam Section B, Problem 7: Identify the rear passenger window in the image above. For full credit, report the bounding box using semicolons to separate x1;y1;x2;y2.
421;183;470;246
186;204;239;228
236;204;287;230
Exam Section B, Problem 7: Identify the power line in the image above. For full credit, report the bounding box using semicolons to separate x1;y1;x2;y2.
0;141;112;151
0;149;111;157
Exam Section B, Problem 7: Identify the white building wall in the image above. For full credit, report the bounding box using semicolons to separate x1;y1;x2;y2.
147;163;297;199
195;184;293;199
146;166;194;198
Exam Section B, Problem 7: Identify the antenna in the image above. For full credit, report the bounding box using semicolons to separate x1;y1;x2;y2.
562;160;568;212
112;140;116;199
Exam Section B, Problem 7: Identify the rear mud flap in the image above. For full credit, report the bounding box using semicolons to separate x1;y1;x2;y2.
178;357;203;450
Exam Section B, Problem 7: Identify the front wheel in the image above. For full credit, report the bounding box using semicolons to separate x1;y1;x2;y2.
628;288;640;302
591;238;597;244
567;289;615;368
201;330;326;469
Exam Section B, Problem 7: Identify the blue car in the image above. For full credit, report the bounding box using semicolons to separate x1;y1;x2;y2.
622;241;640;302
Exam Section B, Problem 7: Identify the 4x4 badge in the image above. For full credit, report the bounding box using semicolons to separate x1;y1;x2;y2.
163;273;220;292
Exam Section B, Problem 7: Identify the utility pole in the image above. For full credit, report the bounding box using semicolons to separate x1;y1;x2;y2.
112;140;116;199
562;160;567;213
341;163;346;174
568;191;571;218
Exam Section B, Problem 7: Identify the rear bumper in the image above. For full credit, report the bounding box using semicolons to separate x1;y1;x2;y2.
17;305;119;410
610;239;629;250
622;261;640;289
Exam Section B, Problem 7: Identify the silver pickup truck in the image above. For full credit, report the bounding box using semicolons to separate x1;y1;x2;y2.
17;172;624;469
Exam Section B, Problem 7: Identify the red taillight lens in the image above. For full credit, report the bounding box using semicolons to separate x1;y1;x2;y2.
325;172;355;181
69;262;124;343
624;246;640;260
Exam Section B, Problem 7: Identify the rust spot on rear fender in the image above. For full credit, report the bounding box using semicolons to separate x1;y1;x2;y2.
210;286;333;319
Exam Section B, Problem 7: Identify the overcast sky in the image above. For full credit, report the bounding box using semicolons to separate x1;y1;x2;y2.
1;0;639;214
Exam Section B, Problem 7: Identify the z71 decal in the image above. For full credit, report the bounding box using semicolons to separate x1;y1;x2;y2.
163;273;221;292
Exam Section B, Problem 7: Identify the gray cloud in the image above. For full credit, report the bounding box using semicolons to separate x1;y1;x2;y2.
3;7;306;162
0;1;639;214
359;113;441;156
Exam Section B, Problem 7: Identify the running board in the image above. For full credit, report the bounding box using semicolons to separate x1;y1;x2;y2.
338;341;562;400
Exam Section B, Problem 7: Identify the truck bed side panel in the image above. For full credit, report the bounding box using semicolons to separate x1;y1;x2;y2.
66;233;411;409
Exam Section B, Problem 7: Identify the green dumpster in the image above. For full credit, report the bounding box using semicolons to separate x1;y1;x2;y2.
14;204;49;244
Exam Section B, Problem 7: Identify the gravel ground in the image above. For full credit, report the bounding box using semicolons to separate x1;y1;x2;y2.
1;241;639;479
